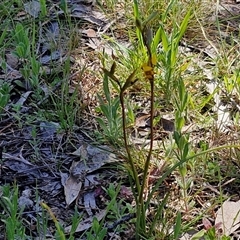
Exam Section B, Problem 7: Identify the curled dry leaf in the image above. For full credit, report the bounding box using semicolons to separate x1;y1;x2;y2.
215;200;240;236
61;171;83;206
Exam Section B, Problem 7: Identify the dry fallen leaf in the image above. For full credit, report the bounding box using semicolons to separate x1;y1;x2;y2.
15;91;32;106
70;143;118;174
61;143;117;206
84;174;98;216
60;170;83;206
82;28;97;38
39;50;61;64
2;152;41;178
24;0;40;18
215;199;240;236
6;53;19;69
160;117;175;132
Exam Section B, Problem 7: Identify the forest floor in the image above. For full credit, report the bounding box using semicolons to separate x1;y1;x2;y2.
1;0;240;239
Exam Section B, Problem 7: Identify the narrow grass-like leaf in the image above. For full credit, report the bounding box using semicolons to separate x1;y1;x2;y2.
149;193;169;236
122;69;138;92
96;117;106;130
183;143;189;159
146;145;240;211
176;9;191;44
133;0;145;50
39;0;47;17
170;47;177;68
103;74;111;103
40;202;66;240
0;28;7;46
152;25;163;52
133;0;139;19
142;11;159;28
174;212;182;239
162;0;176;22
161;27;169;52
112;98;120;119
102;68;120;85
60;0;68;15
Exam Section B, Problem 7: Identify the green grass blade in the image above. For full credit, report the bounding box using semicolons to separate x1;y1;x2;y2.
162;0;176;22
133;0;139;19
174;212;182;239
152;25;163;52
142;11;159;28
0;28;7;46
161;27;169;52
149;193;169;235
103;74;111;103
176;9;191;44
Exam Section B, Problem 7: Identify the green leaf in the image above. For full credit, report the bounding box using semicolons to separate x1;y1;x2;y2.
177;9;191;44
152;25;162;52
97;93;105;106
191;229;206;239
96;117;107;131
103;74;111;103
173;131;181;143
174;212;182;239
100;105;110;120
179;165;187;177
60;0;67;14
133;0;139;19
142;11;159;28
0;28;7;46
122;69;138;92
39;0;47;17
162;0;176;22
149;193;169;235
183;143;189;159
161;27;169;52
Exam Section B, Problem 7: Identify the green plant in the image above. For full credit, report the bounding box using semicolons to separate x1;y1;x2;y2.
49;59;80;131
223;70;240;99
40;201;66;240
0;82;11;115
100;0;192;237
192;226;231;240
13;23;31;60
99;1;240;239
100;1;192;237
13;22;43;95
36;195;49;240
39;0;47;18
173;77;194;212
59;0;68;16
96;72;123;145
151;1;191;103
0;184;27;239
85;217;107;240
104;183;132;222
68;207;83;240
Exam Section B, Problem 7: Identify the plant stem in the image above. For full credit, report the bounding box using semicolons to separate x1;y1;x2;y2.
138;53;155;234
120;90;141;198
